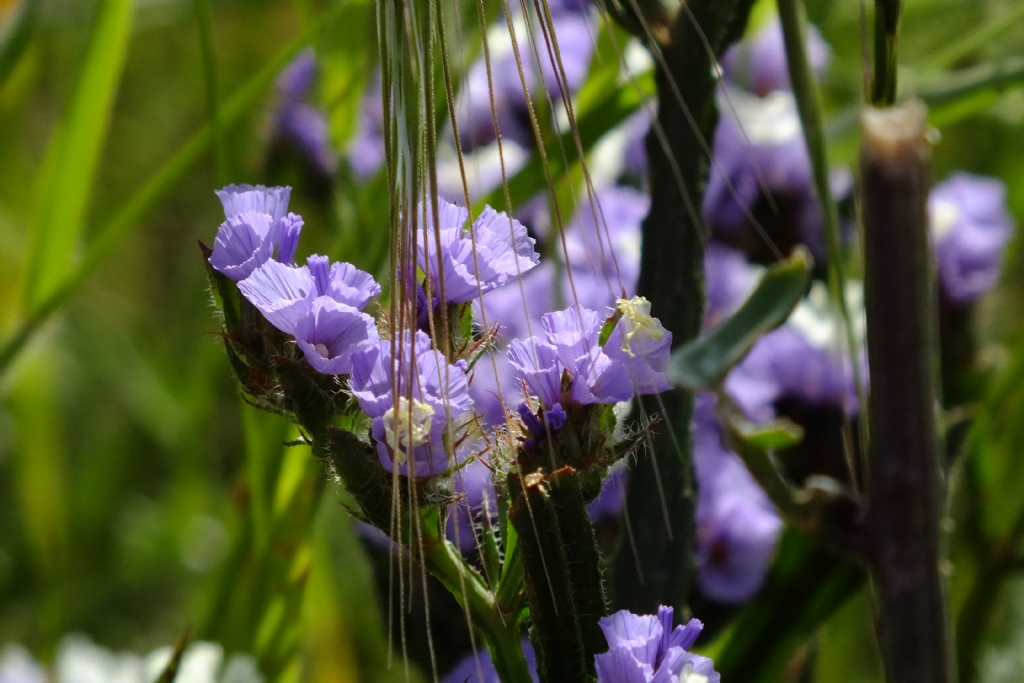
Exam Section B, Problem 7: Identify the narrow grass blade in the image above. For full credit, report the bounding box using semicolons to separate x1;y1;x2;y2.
0;0;38;88
0;15;335;379
193;0;229;184
22;0;135;310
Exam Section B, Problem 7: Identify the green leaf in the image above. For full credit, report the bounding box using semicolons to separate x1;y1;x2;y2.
732;417;805;451
666;248;812;391
712;530;864;683
0;0;38;89
22;0;135;310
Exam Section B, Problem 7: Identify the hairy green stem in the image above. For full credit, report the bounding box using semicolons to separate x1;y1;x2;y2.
610;0;755;617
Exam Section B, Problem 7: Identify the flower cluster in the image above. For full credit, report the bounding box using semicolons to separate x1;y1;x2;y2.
595;607;719;683
207;185;477;480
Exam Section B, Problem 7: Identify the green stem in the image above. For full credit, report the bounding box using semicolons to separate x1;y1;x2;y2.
424;529;533;683
777;0;868;469
872;0;902;105
495;541;524;614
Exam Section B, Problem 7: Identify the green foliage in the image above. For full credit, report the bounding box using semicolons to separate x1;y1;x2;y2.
0;1;1023;682
667;248;812;390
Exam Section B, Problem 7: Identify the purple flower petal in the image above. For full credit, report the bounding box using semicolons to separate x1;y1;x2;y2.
293;297;379;375
215;184;292;225
209;211;276;281
930;172;1014;305
721;18;830;96
237;259;316;334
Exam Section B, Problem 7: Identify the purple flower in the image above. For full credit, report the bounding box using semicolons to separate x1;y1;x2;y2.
508;306;634;410
216;184;292;224
720;18;830;96
292;297;379;375
446;450;497;552
587;463;627;521
275;103;338;176
562;186;648;310
209;185;303;279
603;296;673;395
273;50;338;176
479;260;556;345
468;352;522;428
277;48;317;102
725;322;859;423
442;640;538;683
703;89;827;261
348;78;387;180
416;198;540;303
693;403;782;603
348;331;473;477
238;255;381;336
930;172;1014;305
452;7;596;152
595;606;719;683
704;242;760;330
478;186;646;344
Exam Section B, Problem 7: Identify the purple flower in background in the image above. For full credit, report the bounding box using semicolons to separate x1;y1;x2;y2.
704;242;760;330
726;319;859;424
292;297;379;375
509;306;633;410
348;331;473;477
703;89;828;261
277;48;317;102
446;451;497;552
416;198;540;304
478;187;646;344
930;172;1014;305
595;606;719;683
209;185;303;279
479;260;556;345
720;18;831;96
468;352;522;428
442;640;539;683
603;296;673;395
348;78;387;180
587;462;627;521
452;5;596;152
562;186;648;311
693;404;782;603
273;50;338;175
238;256;380;335
276;104;338;176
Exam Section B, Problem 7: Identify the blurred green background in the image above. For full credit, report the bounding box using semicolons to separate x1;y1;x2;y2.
0;0;1022;682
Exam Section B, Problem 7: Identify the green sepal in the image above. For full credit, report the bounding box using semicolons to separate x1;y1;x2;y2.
667;248;812;391
323;426;394;534
275;356;336;455
200;241;242;338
